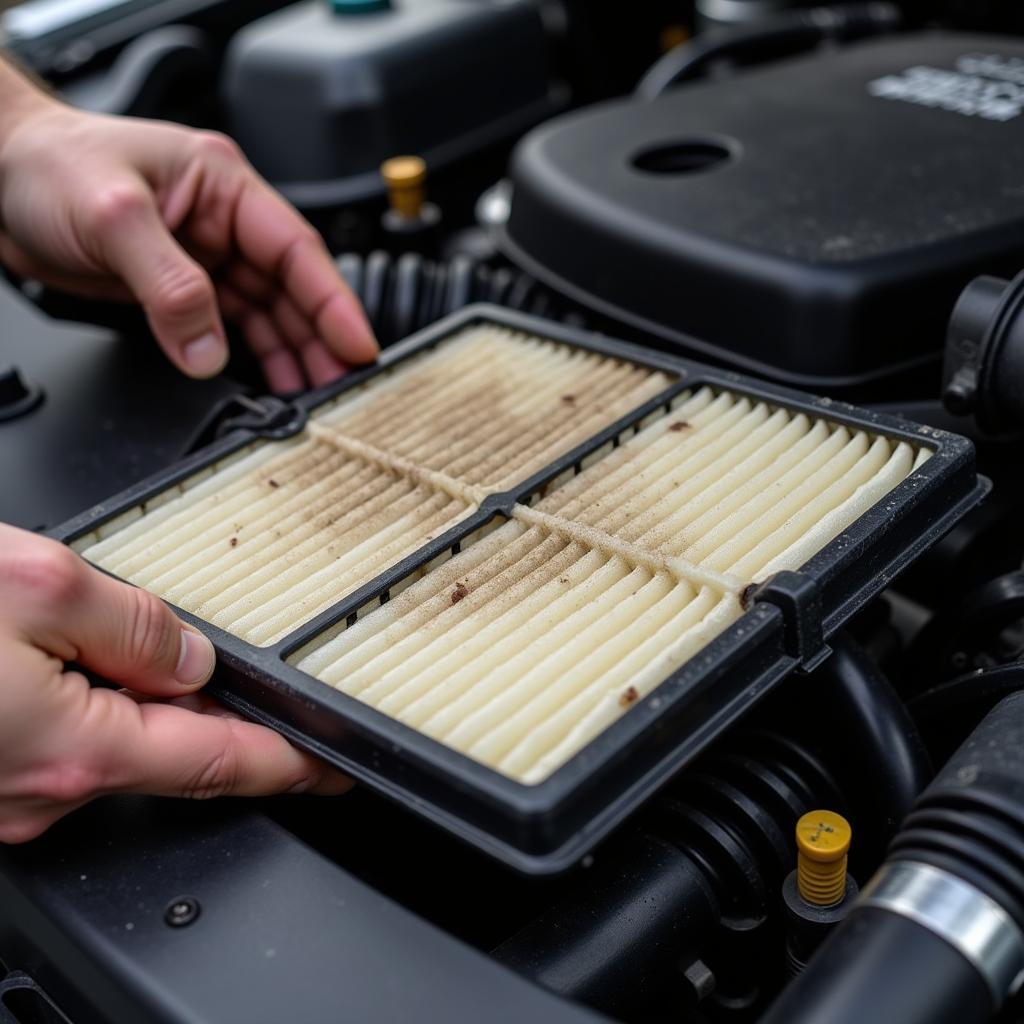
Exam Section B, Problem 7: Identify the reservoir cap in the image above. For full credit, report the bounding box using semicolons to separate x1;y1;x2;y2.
329;0;391;13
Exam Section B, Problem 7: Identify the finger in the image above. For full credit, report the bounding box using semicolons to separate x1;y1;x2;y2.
215;280;306;392
265;291;347;387
269;289;311;344
89;184;229;378
222;261;275;306
0;683;350;843
233;182;379;364
214;280;250;322
88;688;352;799
228;271;349;388
235;299;306;394
296;338;348;389
9;540;215;696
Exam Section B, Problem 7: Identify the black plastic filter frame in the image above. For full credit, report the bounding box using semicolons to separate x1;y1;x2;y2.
52;305;987;874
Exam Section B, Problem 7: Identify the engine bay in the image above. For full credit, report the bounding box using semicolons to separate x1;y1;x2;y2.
3;2;1024;1023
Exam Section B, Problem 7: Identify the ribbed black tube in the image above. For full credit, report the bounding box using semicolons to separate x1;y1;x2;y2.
891;690;1024;928
494;732;842;1017
336;251;584;347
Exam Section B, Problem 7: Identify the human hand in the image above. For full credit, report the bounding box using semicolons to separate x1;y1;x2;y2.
0;523;350;843
0;82;377;392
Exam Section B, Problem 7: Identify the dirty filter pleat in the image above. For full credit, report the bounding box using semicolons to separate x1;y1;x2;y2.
299;386;927;783
76;326;669;646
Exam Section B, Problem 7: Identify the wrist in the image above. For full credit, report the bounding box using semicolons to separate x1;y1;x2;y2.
0;56;62;188
0;55;57;128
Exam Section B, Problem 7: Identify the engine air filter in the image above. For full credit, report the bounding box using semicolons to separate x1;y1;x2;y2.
55;307;984;873
77;326;667;646
295;385;929;784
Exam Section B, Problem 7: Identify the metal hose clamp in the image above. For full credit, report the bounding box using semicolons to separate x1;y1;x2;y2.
860;860;1024;1006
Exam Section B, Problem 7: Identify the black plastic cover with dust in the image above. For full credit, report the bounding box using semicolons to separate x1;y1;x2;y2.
496;34;1024;390
53;306;986;873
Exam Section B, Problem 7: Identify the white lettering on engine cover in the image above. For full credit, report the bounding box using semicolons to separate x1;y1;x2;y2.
868;54;1024;122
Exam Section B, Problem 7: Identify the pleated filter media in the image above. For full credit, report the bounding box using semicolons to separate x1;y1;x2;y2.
295;385;928;783
74;324;929;786
74;326;669;645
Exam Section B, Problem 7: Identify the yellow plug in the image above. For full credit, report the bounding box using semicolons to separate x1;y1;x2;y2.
796;810;851;907
381;155;427;219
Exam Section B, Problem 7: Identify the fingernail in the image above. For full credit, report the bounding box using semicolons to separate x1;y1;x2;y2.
286;778;312;795
182;333;227;377
175;629;215;686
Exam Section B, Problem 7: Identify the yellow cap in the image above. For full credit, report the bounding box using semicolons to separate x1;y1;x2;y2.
796;810;851;906
381;156;426;219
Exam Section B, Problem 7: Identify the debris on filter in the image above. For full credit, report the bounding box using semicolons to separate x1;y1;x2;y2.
298;381;925;783
451;582;469;604
73;325;670;649
619;686;640;708
229;537;238;548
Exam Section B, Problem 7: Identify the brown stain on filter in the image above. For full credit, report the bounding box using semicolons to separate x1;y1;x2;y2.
619;686;639;707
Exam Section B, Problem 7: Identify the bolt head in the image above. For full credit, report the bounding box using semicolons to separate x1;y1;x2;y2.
164;896;201;928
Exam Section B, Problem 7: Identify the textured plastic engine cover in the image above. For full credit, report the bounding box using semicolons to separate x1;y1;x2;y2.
224;0;553;210
500;33;1024;388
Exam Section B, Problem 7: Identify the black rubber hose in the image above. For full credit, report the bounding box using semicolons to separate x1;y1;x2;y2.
892;690;1024;927
761;691;1024;1024
494;731;843;1017
496;650;935;1021
635;2;902;100
942;270;1024;434
802;636;932;870
62;26;213;118
762;906;993;1024
909;663;1024;734
492;835;718;1018
336;251;585;347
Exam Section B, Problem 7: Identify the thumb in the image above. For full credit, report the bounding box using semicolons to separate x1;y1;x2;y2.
89;184;228;378
16;540;216;697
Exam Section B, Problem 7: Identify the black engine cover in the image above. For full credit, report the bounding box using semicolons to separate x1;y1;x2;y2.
500;33;1024;388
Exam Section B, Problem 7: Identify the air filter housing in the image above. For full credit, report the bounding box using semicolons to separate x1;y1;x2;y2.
56;307;984;872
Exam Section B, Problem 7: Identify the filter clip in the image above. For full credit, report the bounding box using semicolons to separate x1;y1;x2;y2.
748;570;830;672
212;394;309;441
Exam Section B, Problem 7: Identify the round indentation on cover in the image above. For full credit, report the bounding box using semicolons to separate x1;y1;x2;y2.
631;138;736;176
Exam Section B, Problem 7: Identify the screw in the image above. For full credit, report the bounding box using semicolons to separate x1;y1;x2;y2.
164;896;201;928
